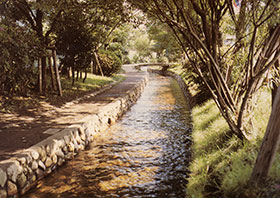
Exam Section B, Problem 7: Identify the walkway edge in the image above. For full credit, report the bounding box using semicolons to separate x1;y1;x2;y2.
0;75;148;198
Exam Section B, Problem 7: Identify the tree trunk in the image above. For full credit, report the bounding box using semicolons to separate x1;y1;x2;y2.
90;60;94;74
41;56;47;94
250;87;280;185
52;49;62;96
48;57;56;90
38;58;43;94
76;70;79;81
272;60;279;106
83;69;87;83
72;68;75;86
272;83;278;106
94;51;104;76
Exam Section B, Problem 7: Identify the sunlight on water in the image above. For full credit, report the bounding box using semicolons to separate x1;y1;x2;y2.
24;73;192;198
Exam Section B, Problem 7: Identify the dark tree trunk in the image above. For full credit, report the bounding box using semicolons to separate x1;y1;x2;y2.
272;83;278;106
272;60;279;106
83;69;87;83
251;87;280;185
72;67;75;86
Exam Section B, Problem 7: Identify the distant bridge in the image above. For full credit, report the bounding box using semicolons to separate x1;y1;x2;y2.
123;63;175;72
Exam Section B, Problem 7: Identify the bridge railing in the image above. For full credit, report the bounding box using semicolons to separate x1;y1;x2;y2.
123;63;176;71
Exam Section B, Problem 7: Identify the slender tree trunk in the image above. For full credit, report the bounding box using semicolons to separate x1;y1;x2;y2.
272;60;279;106
90;60;94;74
52;49;62;96
94;51;104;76
251;87;280;185
38;58;43;94
48;57;56;90
76;70;79;81
68;67;71;79
83;69;87;83
41;56;47;94
72;67;75;86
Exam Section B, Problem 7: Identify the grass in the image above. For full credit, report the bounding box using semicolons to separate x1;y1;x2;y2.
0;73;125;112
62;72;124;92
186;88;279;198
46;72;125;106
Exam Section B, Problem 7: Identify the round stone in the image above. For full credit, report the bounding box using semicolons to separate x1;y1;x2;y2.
31;161;38;170
0;168;7;188
7;161;23;183
38;161;46;171
30;150;39;160
45;157;53;168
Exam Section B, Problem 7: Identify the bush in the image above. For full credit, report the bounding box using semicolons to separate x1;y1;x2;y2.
98;50;122;76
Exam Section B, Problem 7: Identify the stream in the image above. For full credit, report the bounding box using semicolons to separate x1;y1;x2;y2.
24;73;192;198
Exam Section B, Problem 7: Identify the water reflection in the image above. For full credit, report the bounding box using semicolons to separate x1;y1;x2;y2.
25;74;192;198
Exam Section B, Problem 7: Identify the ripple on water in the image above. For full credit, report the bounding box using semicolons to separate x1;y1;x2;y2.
24;74;192;198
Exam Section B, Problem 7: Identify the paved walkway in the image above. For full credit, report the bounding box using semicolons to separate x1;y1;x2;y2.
0;66;148;161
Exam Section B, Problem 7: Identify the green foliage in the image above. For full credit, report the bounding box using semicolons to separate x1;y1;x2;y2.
1;0;132;94
188;89;274;197
147;22;182;62
132;31;153;62
98;50;122;76
0;17;42;95
55;5;93;73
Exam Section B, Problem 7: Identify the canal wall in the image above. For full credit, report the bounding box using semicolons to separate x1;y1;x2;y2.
0;75;147;198
149;69;194;110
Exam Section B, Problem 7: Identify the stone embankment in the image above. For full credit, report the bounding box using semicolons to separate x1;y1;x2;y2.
149;68;194;109
0;71;147;198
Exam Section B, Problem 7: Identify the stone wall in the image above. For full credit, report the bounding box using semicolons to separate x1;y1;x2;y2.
149;69;194;110
0;76;147;198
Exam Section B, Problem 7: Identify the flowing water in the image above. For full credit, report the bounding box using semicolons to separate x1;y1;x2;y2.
25;73;192;198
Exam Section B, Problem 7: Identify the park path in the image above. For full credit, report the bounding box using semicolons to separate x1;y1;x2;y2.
0;66;147;161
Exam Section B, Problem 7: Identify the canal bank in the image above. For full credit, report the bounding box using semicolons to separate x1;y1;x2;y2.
24;73;192;198
0;68;148;198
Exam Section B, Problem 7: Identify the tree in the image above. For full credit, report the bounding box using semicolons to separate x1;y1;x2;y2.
84;0;134;76
132;30;153;63
54;3;93;85
147;22;182;62
3;0;134;92
128;0;280;140
251;87;280;184
0;10;42;96
4;0;65;94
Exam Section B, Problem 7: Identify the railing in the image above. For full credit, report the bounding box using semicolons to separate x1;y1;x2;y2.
123;63;176;71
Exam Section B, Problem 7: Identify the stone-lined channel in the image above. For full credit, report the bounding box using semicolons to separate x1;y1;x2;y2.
24;73;192;198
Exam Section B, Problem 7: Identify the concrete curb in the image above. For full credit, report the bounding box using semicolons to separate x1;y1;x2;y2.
0;75;147;198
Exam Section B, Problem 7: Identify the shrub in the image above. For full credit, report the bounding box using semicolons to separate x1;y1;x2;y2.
98;50;122;76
